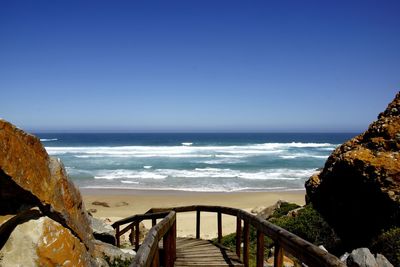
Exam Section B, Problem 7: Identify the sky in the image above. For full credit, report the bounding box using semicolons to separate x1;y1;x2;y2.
0;1;399;133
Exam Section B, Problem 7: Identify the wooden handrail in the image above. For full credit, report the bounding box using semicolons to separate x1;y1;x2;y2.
116;211;176;267
140;205;346;267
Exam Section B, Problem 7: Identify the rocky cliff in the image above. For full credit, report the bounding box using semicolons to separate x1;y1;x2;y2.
305;92;400;248
0;119;100;266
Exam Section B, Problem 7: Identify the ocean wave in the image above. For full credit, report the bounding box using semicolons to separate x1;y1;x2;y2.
279;154;328;159
91;167;315;181
40;138;58;142
94;170;167;180
121;180;139;184
45;142;336;159
181;142;193;146
80;185;290;192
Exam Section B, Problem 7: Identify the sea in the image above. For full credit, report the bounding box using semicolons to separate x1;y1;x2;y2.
36;133;356;192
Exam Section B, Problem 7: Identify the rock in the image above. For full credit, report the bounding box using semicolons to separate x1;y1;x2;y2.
94;239;135;264
347;248;377;267
305;93;400;247
115;201;129;207
254;200;289;220
340;252;350;262
0;119;94;253
92;201;110;208
0;119;102;264
90;216;116;245
0;216;95;266
251;206;266;214
375;254;394;267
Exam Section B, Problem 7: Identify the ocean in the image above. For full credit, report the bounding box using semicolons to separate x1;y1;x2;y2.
37;133;356;192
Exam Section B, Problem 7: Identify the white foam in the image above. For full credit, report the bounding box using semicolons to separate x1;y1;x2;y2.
280;153;328;159
182;142;193;146
40;138;58;142
121;180;139;184
143;165;152;169
80;185;290;193
94;169;167;180
45;142;335;159
91;168;315;181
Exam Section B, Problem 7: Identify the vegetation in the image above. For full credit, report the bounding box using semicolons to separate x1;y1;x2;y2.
371;227;400;267
215;203;343;266
215;226;272;267
103;254;133;267
270;204;341;253
270;202;300;219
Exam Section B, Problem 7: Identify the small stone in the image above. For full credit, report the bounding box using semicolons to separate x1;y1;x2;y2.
115;201;129;207
92;201;110;208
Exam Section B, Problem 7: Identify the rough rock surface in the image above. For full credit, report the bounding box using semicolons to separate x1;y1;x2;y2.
93;240;135;264
0;216;94;266
375;254;394;267
0;119;94;252
90;216;116;245
347;248;377;267
305;93;400;247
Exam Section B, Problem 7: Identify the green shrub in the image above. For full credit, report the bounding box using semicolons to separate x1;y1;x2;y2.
270;202;300;219
371;227;400;266
270;205;341;253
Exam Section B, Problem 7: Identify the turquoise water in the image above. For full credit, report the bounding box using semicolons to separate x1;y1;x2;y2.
37;133;355;192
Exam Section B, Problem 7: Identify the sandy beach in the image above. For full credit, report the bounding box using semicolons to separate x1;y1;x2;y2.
82;189;306;240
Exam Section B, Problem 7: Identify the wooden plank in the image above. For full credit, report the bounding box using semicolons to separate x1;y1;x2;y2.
196;209;200;239
274;244;284;267
173;237;244;267
163;220;176;267
135;221;140;251
125;205;345;267
256;230;264;267
243;221;249;267
217;211;222;243
236;216;241;258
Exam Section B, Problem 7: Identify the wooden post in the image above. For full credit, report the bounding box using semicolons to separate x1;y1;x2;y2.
236;217;241;258
151;245;160;267
129;224;134;245
135;221;140;251
243;220;250;267
196;209;200;239
274;243;284;267
116;225;120;247
217;211;222;243
256;230;264;267
163;220;176;267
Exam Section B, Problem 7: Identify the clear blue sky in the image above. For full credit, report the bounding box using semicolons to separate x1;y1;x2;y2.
1;1;399;132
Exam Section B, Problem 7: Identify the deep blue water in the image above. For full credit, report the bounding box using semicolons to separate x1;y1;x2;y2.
36;133;356;192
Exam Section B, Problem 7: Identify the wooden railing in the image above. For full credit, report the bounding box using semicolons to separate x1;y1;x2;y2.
113;205;346;267
112;211;176;267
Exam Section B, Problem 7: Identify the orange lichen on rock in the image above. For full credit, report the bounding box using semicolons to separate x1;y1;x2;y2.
37;218;93;267
0;119;94;252
305;92;400;247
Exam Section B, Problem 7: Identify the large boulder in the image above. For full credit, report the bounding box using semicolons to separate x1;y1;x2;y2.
305;92;400;248
0;215;95;266
0;119;106;265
